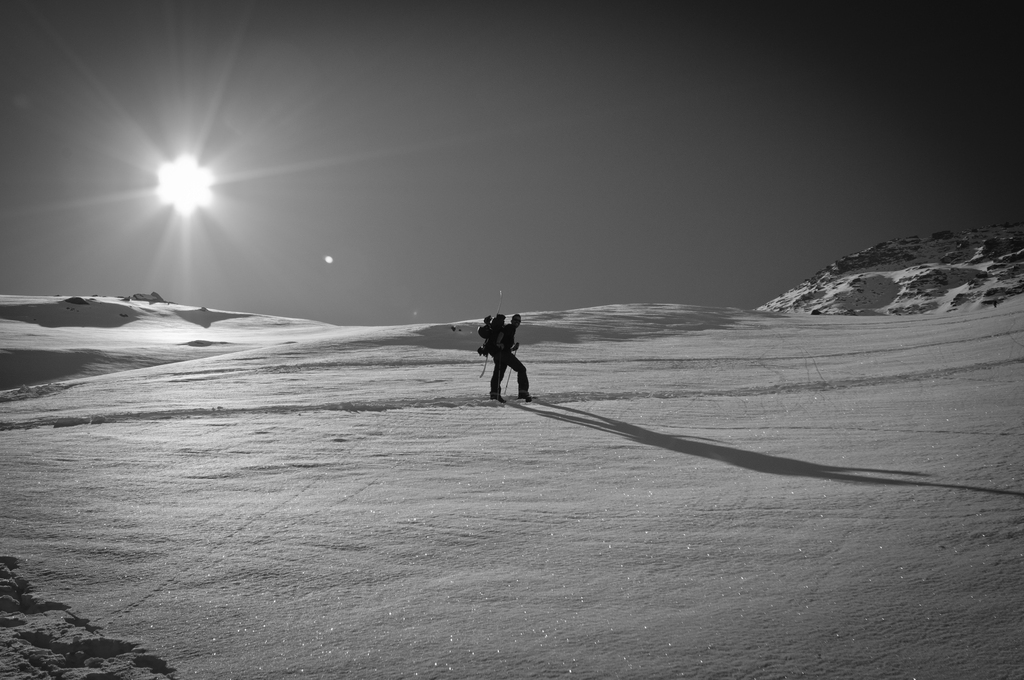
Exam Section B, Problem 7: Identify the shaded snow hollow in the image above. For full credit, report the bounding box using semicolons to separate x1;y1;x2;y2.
2;295;1023;679
760;221;1024;315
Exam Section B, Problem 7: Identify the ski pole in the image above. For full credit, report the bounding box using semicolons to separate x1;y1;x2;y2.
503;347;515;393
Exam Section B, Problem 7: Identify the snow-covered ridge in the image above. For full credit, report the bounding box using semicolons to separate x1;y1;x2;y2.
0;297;752;390
0;294;350;390
759;221;1024;314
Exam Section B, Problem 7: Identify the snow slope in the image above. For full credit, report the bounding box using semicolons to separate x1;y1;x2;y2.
760;221;1024;315
0;295;349;391
2;297;1023;679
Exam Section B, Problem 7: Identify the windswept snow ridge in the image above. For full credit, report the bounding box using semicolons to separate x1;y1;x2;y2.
760;221;1024;314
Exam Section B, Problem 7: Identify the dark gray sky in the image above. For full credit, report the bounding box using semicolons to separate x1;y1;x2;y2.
1;2;1021;325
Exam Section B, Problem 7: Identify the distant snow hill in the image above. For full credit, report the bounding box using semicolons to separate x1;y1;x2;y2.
760;221;1024;315
0;295;340;391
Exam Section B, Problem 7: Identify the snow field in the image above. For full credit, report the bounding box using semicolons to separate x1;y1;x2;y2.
2;300;1023;678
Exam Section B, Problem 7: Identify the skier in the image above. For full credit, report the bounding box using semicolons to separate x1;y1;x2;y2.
489;313;530;402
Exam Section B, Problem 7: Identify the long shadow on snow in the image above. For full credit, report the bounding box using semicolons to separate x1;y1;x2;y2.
512;401;1024;498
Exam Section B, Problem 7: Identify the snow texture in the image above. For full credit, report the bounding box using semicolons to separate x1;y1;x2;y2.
0;556;176;678
760;221;1024;315
2;291;1023;679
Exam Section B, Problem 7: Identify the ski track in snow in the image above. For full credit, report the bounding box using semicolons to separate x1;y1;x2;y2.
3;297;1024;678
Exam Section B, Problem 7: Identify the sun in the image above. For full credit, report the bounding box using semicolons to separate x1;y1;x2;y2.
157;156;214;216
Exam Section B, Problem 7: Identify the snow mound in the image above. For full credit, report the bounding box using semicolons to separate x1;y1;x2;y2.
760;221;1024;314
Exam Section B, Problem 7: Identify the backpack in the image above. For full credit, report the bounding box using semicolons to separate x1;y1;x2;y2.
477;314;505;351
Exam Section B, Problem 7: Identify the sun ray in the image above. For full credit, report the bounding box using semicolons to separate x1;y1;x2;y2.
22;2;164;170
0;189;158;224
212;117;567;187
193;5;255;161
212;134;472;186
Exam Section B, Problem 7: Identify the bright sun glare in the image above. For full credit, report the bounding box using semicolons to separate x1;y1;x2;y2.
157;156;214;216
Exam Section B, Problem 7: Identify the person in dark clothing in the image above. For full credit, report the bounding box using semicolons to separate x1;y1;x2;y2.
490;313;530;402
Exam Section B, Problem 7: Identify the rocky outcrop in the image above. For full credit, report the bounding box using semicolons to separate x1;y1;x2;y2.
759;222;1024;314
130;292;165;303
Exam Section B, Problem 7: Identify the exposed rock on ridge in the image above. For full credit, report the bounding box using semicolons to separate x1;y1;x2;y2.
759;221;1024;314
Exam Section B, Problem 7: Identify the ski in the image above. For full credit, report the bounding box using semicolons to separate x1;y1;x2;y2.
486;393;533;404
479;290;503;378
